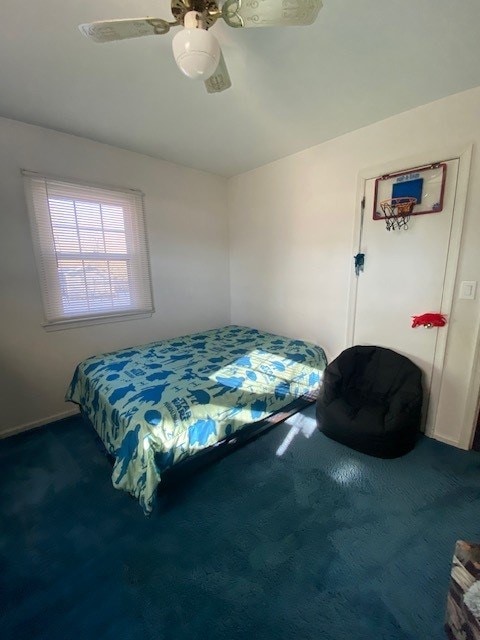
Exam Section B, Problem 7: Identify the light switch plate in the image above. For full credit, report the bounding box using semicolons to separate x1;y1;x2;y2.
460;281;477;300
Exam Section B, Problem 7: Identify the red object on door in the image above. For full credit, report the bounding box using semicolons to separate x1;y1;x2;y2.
411;313;447;328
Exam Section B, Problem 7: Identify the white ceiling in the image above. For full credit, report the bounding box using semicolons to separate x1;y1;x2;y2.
1;0;480;177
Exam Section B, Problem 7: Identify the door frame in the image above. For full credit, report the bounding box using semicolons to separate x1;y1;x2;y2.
346;144;473;440
459;309;480;449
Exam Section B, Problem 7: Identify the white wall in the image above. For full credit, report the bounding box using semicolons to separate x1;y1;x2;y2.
0;117;230;437
228;86;480;448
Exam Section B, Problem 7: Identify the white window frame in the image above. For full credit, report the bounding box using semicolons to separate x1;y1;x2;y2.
23;171;154;330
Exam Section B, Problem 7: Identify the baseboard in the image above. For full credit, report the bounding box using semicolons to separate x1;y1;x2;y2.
0;408;80;440
432;432;468;450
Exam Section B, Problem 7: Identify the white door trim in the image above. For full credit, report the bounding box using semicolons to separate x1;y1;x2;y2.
459;327;480;449
346;143;473;442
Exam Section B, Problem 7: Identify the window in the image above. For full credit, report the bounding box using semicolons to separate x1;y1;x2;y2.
23;172;153;329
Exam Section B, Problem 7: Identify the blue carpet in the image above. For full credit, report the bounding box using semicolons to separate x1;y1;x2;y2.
1;405;479;640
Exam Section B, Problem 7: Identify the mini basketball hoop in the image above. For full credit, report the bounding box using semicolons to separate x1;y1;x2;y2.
379;197;417;231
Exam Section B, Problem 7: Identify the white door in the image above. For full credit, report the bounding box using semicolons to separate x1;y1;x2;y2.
353;158;459;432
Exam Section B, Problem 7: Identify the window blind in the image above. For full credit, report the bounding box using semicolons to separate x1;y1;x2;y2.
23;171;153;327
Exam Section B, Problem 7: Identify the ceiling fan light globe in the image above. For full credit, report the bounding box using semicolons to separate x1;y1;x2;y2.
172;28;220;80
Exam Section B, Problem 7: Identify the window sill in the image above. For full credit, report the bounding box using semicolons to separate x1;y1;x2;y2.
43;311;153;332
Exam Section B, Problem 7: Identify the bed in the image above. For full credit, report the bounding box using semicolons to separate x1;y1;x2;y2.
66;325;327;513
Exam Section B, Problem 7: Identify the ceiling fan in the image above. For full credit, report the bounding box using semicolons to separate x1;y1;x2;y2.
79;0;323;94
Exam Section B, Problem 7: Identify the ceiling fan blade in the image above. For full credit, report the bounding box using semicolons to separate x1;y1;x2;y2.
205;52;232;94
79;18;173;43
222;0;322;28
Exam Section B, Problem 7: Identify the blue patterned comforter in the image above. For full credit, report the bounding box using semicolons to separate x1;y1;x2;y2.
66;325;327;513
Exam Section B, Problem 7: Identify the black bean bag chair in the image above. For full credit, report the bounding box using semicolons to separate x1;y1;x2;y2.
316;345;423;458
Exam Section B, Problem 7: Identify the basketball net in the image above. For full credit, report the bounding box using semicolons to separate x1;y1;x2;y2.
379;197;417;231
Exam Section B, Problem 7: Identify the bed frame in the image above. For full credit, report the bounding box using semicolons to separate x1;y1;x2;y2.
82;391;317;495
